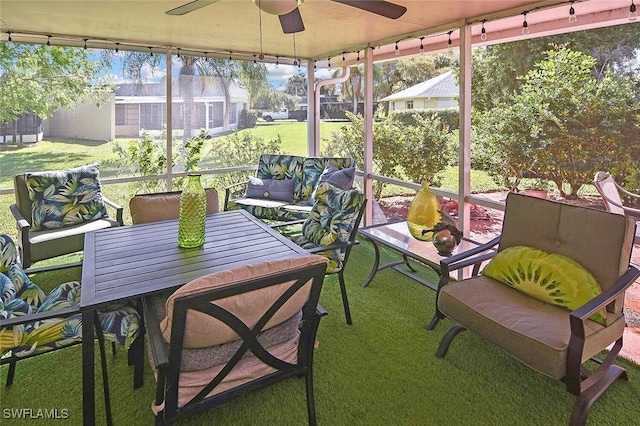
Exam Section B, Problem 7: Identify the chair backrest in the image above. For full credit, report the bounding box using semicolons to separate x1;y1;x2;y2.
129;188;218;224
301;183;366;272
593;171;625;215
498;192;635;312
159;254;328;417
13;174;31;223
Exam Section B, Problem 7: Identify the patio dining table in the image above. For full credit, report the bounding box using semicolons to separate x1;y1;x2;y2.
80;209;309;425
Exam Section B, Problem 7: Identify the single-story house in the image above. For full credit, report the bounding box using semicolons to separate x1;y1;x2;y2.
114;76;249;138
1;76;248;143
381;71;458;111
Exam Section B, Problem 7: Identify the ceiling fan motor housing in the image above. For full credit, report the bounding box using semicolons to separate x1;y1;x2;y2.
252;0;304;15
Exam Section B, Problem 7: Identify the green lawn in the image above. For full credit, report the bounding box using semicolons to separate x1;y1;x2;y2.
0;121;507;238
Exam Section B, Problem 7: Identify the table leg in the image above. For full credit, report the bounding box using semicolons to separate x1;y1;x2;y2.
82;310;95;426
362;239;381;288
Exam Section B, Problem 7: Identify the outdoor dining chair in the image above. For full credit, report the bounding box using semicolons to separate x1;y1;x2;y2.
142;254;328;425
11;163;124;270
0;233;144;390
272;182;366;325
129;188;219;224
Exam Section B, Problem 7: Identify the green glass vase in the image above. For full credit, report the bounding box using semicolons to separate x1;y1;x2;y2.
406;182;441;241
178;174;207;248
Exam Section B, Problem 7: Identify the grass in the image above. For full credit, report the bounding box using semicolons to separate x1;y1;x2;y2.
2;242;640;425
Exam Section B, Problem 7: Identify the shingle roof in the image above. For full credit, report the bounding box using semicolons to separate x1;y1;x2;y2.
380;71;458;102
114;77;248;99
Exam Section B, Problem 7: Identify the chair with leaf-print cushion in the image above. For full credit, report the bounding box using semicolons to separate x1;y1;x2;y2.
225;154;305;220
277;183;366;325
0;233;144;389
11;163;124;270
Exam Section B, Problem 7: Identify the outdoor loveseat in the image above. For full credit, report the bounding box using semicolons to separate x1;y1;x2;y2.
224;154;356;222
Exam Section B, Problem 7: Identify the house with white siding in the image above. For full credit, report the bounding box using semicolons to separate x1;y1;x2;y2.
381;71;458;111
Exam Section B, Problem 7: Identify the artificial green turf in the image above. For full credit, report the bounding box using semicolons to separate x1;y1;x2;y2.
2;242;640;425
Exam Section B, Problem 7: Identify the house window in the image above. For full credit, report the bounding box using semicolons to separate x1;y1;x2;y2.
208;102;224;128
115;104;139;126
406;100;414;109
140;103;164;130
230;103;238;125
390;101;395;111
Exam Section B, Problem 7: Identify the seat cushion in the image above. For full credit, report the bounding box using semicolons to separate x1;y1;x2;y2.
24;163;109;231
438;275;626;379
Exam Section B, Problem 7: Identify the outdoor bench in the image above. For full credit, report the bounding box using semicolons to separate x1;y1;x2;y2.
223;154;356;221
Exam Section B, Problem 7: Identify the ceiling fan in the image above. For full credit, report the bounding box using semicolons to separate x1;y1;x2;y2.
166;0;407;34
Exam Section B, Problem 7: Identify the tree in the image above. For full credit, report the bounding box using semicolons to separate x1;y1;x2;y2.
472;25;640;113
0;43;113;123
474;47;640;198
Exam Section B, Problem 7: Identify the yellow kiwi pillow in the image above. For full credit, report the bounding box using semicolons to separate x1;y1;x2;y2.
482;246;606;325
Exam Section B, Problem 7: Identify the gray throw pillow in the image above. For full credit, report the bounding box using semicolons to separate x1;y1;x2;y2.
246;176;295;202
309;164;356;205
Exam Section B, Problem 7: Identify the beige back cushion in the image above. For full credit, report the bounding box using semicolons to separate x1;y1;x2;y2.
160;254;328;348
129;188;219;224
499;192;635;312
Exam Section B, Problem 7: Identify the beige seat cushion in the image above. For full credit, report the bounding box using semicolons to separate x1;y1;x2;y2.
129;188;218;224
438;275;626;379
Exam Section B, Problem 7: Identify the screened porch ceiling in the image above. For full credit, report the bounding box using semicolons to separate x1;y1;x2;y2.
0;1;635;66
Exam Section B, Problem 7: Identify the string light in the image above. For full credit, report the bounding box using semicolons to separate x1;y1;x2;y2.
7;31;11;42
395;41;400;56
419;37;424;54
356;50;360;61
342;52;346;63
447;31;453;46
177;48;181;58
293;34;298;67
568;0;577;23
275;55;279;68
47;35;51;46
314;60;317;70
522;11;529;35
630;0;638;21
115;42;120;53
480;20;488;41
83;38;88;49
148;46;153;57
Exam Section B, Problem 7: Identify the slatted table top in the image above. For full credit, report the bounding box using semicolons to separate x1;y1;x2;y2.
80;209;308;308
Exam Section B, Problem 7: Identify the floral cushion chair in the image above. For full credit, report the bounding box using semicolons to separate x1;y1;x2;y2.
0;233;143;388
288;183;366;325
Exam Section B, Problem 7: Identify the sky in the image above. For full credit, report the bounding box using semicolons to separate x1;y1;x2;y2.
98;51;334;90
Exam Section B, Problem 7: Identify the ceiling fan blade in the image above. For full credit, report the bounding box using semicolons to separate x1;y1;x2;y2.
332;0;407;19
279;7;305;34
166;0;221;16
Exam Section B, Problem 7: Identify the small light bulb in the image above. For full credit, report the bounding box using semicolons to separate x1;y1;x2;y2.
395;42;399;56
569;6;577;23
259;53;265;60
480;28;487;41
630;1;638;21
